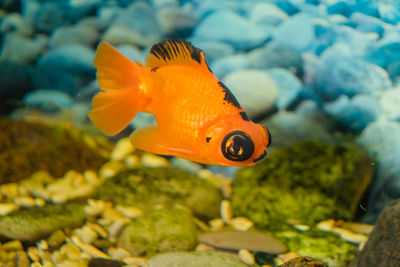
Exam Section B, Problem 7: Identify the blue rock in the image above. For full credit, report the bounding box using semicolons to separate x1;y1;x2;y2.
33;1;95;33
248;3;288;27
189;40;234;65
274;0;300;16
131;112;156;130
380;89;400;121
324;94;381;132
352;0;379;17
33;44;95;95
192;10;270;50
387;61;400;84
263;112;333;148
0;61;33;113
267;68;302;110
115;44;146;64
0;33;47;64
331;25;377;56
0;12;33;36
357;120;400;215
156;5;197;37
50;25;99;47
23;89;74;112
210;54;250;80
102;1;162;47
272;13;315;51
191;0;240;19
378;1;400;24
313;44;392;100
351;12;385;37
366;42;400;69
327;1;353;17
295;100;332;129
248;41;303;77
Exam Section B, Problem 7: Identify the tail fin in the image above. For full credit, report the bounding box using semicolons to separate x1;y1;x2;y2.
89;42;145;136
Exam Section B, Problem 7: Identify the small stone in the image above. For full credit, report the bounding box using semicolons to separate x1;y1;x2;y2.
316;219;335;232
115;205;143;219
99;161;125;179
72;236;110;259
220;200;233;224
279;252;299;263
209;218;224;231
145;251;247;267
14;196;36;207
1;240;23;251
198;231;287;254
123;256;147;266
111;138;135;161
331;227;368;244
340;222;373;235
230;217;254;232
109;247;131;261
0;203;19;215
141;153;169;167
238;249;255;265
47;230;66;249
74;225;98;244
195;243;214;252
278;256;328;267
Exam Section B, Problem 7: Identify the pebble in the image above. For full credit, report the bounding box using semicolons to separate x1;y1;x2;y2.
115;205;143;219
209;218;224;231
71;236;110;259
316;219;335;231
230;217;254;232
123;256;147;266
110;138;135;161
198;231;287;254
0;203;19;215
340;221;374;235
220;200;233;224
108;247;131;261
238;249;255;265
99;161;126;179
141;153;169;167
13;196;36;207
222;69;279;118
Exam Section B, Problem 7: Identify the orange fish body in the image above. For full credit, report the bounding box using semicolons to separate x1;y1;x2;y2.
89;40;271;166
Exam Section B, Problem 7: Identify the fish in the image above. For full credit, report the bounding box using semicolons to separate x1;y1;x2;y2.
89;39;271;166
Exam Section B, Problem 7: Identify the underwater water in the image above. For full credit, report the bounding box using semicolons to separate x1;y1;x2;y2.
1;0;400;266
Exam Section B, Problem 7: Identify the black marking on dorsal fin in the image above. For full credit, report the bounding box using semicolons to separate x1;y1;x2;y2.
218;81;241;108
239;111;250;121
263;125;272;147
151;67;159;72
150;39;202;64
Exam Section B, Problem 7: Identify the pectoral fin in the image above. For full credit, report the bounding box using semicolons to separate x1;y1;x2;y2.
130;126;195;157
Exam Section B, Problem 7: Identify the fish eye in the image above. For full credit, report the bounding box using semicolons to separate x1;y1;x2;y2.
221;131;255;162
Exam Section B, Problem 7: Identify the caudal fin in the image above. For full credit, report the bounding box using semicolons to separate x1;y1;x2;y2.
89;42;146;136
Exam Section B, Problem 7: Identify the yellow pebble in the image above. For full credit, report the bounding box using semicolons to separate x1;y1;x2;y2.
230;217;254;231
238;249;255;265
220;200;233;223
141;153;169;167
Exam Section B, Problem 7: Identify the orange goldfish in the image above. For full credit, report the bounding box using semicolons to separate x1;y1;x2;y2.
89;40;271;166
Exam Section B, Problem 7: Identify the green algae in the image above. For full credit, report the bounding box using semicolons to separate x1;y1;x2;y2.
95;167;223;220
276;229;356;267
232;141;373;228
0;117;109;184
117;206;198;257
0;203;85;241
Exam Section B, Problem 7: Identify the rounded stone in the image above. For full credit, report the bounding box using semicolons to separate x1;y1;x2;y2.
222;69;279;118
198;231;287;255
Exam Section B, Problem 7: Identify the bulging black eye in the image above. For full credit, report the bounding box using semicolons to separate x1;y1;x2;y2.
221;131;255;162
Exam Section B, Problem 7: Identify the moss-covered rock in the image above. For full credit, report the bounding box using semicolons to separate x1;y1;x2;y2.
232;141;373;228
117;206;197;257
0;203;85;241
145;251;247;267
95;167;223;220
276;229;356;267
0;117;110;184
278;256;328;267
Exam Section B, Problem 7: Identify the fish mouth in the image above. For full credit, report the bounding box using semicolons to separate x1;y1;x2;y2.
253;149;267;163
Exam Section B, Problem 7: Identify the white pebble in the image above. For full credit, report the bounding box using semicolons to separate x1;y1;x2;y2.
332;227;368;244
238;249;255;265
108;219;129;241
37;240;49;250
141;153;169;167
230;217;254;231
220;200;233;223
115;205;143;219
195;243;214;251
74;225;98;244
123;256;147;266
111;137;135;160
88;223;108;238
83;170;100;186
99;161;125;179
35;198;46;207
316;219;335;231
109;247;131;261
13;196;36;207
0;203;19;215
71;236;110;259
125;155;141;168
209;218;224;231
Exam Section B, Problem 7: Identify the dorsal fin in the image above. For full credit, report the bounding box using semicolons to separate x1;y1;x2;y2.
146;40;210;70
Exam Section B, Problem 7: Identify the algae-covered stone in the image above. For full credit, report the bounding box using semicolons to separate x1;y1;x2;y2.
145;251;247;267
276;229;356;267
0;203;85;241
95;167;223;219
278;256;328;267
117;206;197;257
232;141;373;228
